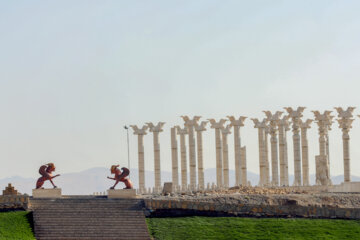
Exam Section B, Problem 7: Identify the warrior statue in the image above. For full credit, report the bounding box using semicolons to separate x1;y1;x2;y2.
36;163;60;189
107;165;133;189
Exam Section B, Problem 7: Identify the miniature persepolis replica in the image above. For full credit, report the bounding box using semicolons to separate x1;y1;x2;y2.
208;119;227;187
227;116;247;186
300;119;312;186
176;125;188;190
170;127;179;190
194;121;208;190
285;107;305;186
221;124;232;188
312;111;333;186
130;125;148;193
146;122;165;191
264;111;282;186
335;107;355;182
251;118;268;186
277;115;290;186
33;163;62;198
181;116;201;190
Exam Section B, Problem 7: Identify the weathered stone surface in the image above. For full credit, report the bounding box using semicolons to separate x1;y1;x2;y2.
107;189;136;199
32;188;62;198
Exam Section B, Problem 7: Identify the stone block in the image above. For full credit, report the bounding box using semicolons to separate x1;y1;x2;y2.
107;189;136;198
329;182;360;193
32;188;62;198
162;182;172;194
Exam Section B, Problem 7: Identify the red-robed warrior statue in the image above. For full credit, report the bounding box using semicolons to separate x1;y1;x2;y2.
36;163;60;189
107;165;133;189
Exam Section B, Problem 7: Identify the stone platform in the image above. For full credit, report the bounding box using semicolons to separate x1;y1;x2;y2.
107;189;136;198
329;182;360;193
32;188;62;198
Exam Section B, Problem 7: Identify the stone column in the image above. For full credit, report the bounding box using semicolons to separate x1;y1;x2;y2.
335;107;355;183
227;116;246;186
277;116;290;186
130;125;148;193
264;125;270;185
208;119;227;187
170;127;179;190
194;121;208;190
176;126;188;190
285;107;305;186
264;111;282;186
283;124;290;186
221;125;231;188
312;111;333;186
300;119;312;186
240;146;247;186
146;122;165;192
181;116;201;190
251;118;268;186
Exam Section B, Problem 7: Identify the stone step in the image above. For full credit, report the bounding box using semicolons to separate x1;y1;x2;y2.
32;198;150;239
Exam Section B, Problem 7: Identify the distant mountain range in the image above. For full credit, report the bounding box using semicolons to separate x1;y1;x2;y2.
1;168;359;195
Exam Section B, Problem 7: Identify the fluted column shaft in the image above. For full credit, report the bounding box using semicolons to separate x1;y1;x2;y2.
343;131;350;182
215;128;223;186
278;126;286;186
179;133;187;189
256;129;265;186
270;133;279;186
240;146;247;186
301;129;310;186
170;127;179;189
188;125;196;189
137;135;145;193
264;130;270;185
152;132;161;189
222;132;229;188
233;125;241;186
196;131;205;189
293;130;302;186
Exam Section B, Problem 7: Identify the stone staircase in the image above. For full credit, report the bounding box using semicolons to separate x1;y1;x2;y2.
30;197;151;240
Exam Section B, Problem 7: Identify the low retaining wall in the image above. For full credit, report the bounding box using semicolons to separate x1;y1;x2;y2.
0;195;29;211
143;199;360;219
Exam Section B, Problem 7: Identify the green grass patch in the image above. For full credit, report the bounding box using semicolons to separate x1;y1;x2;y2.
146;217;360;240
0;211;35;240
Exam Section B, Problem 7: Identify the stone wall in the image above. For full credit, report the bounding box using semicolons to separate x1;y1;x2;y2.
143;198;360;219
0;195;29;211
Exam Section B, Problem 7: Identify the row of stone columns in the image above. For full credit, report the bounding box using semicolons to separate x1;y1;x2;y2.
130;107;356;192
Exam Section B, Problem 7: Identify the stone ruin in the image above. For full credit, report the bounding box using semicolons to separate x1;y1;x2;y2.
130;107;360;194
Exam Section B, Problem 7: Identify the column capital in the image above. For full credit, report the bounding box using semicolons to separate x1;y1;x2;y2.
263;111;282;136
181;116;201;127
335;107;355;131
220;124;232;135
227;116;247;127
208;119;227;129
312;110;334;134
130;125;148;135
251;118;268;129
300;119;313;130
146;122;166;132
194;121;208;132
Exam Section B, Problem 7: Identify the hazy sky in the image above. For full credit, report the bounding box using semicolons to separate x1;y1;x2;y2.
1;1;360;182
